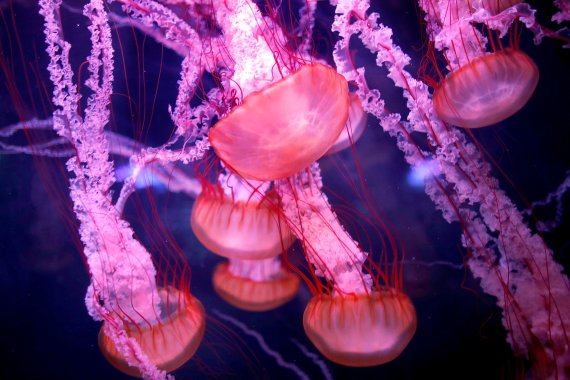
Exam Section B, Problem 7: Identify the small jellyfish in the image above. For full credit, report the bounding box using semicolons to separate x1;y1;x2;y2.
98;287;205;377
303;290;417;367
210;63;349;180
191;189;295;260
433;49;539;128
213;259;300;311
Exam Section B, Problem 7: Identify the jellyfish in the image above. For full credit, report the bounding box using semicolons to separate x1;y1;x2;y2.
424;0;539;128
213;258;300;311
199;0;418;364
98;287;206;377
303;291;417;366
209;63;350;180
30;1;207;378
276;169;418;367
191;179;295;260
433;49;539;128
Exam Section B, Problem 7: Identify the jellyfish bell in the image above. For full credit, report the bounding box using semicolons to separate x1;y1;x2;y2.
209;63;350;181
433;49;539;128
98;287;206;377
212;260;300;311
303;290;417;367
190;185;295;260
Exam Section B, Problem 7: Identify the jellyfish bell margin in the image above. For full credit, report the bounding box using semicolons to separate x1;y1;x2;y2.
479;0;523;15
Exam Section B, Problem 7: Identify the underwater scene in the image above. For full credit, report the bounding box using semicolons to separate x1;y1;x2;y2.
1;0;569;379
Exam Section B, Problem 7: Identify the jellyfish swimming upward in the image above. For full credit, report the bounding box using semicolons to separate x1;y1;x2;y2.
0;0;569;379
